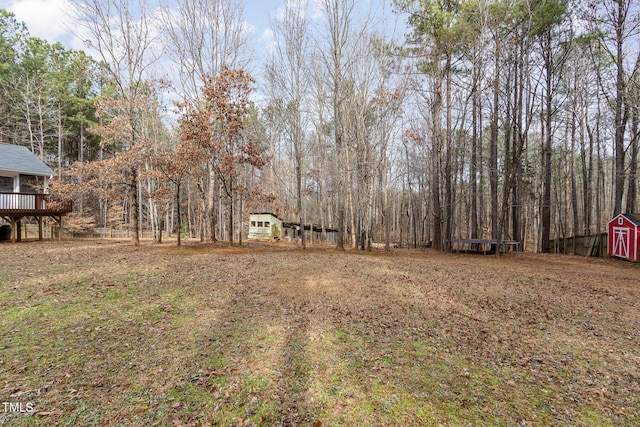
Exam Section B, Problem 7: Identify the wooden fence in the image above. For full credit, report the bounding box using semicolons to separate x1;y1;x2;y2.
2;225;612;256
4;222;58;239
549;233;608;257
63;227;156;239
24;227;157;240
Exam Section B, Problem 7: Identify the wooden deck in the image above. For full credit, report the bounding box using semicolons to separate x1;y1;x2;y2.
0;192;72;216
0;192;72;242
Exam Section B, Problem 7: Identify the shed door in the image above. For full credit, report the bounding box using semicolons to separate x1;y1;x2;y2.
612;227;630;259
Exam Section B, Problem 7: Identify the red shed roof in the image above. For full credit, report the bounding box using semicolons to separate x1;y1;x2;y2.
619;213;640;226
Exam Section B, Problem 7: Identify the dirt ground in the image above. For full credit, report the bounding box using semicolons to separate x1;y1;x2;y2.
0;239;639;426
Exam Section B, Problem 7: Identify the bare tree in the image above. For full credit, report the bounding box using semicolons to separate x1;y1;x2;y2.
585;0;640;216
179;67;267;247
534;0;571;252
266;0;310;248
159;0;250;103
317;0;365;250
627;79;639;212
160;0;251;242
70;0;161;245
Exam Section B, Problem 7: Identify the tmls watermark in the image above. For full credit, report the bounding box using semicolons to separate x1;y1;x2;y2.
2;402;35;413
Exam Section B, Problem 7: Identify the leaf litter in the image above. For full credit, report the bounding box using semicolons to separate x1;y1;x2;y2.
0;240;638;426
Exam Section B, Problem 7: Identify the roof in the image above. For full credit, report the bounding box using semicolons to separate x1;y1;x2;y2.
621;213;640;226
0;143;54;176
610;213;640;227
249;212;280;219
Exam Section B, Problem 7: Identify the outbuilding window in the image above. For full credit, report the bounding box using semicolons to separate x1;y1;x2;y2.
619;217;624;225
264;222;270;228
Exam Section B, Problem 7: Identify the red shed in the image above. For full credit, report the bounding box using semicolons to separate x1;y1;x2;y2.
608;213;640;261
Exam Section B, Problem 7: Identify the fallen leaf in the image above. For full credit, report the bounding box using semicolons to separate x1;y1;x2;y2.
37;409;63;416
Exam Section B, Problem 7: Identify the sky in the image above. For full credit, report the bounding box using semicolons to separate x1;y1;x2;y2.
6;0;74;44
6;0;406;55
5;0;407;109
6;0;289;54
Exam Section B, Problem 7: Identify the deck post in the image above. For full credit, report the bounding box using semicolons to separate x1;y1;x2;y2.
37;216;43;240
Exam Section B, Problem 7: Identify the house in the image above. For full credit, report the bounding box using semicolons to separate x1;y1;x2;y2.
0;143;72;242
247;212;282;241
607;213;640;262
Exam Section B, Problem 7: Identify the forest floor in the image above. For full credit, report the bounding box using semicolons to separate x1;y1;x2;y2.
0;239;639;426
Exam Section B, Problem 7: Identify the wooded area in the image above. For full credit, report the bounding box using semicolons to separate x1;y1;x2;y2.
1;0;639;251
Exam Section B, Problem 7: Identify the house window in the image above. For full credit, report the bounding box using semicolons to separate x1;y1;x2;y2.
251;221;256;227
257;221;263;227
19;174;43;194
0;176;13;192
264;222;270;228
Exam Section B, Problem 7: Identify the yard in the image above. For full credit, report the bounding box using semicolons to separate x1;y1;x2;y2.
0;240;639;426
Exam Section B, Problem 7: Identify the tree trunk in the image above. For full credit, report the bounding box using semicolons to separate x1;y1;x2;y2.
613;2;628;216
208;166;217;242
176;182;182;246
58;104;63;180
490;41;500;249
130;169;140;246
228;178;234;247
541;31;552;253
296;154;306;249
432;60;443;251
570;107;580;238
626;96;638;212
471;49;480;241
444;55;453;252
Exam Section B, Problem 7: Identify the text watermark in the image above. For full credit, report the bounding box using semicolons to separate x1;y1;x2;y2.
2;402;35;413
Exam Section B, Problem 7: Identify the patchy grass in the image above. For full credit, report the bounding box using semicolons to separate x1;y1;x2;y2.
0;240;639;426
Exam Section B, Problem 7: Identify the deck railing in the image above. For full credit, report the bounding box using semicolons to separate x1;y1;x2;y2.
0;192;72;214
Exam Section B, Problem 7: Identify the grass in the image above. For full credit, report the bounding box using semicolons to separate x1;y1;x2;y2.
0;240;639;426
